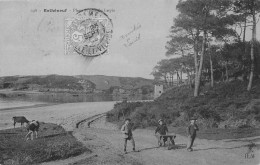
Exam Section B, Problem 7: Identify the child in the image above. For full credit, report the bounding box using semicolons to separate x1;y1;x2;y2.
121;118;135;154
25;120;40;140
187;117;199;151
155;119;169;146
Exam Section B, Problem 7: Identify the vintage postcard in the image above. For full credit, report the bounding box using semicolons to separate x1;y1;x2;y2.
0;0;260;165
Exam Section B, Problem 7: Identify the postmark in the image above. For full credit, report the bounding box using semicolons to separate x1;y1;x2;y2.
65;8;113;57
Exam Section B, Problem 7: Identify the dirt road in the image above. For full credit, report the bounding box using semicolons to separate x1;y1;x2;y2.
43;114;260;165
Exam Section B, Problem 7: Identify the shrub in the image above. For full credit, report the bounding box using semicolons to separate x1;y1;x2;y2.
106;80;260;129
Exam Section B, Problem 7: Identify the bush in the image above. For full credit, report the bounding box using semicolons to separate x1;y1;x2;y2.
106;102;144;122
106;80;260;129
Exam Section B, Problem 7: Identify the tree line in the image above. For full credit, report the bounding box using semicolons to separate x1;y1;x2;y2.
151;0;260;97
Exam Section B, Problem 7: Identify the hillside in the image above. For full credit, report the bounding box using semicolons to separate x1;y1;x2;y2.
0;75;154;94
107;79;260;130
75;75;154;90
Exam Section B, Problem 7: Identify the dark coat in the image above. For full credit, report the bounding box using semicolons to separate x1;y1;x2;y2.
27;121;40;132
155;124;168;135
187;124;199;137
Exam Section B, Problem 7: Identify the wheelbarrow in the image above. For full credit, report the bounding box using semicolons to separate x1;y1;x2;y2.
155;133;176;150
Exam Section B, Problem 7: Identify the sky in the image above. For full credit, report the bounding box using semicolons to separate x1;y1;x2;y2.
0;0;259;79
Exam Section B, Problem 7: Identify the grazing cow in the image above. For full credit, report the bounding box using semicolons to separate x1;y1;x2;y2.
25;120;40;140
12;116;29;128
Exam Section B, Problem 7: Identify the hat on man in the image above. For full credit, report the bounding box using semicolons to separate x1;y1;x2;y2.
125;118;131;122
158;119;163;123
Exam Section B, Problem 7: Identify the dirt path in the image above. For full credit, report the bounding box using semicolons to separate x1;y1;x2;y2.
41;113;142;165
42;114;260;165
81;115;260;165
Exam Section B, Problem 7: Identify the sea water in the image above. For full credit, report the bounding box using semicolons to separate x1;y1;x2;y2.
0;98;47;110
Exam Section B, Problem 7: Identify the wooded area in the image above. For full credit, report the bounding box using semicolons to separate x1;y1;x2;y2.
151;0;260;97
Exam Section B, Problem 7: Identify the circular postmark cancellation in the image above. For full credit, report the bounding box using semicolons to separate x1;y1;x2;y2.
65;8;113;57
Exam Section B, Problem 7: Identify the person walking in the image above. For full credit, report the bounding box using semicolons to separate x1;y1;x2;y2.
187;117;199;151
121;118;136;154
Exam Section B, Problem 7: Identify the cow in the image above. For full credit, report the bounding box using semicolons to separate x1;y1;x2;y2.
25;120;40;140
12;116;29;128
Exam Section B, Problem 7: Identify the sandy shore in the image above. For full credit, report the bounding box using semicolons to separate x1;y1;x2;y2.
0;101;117;131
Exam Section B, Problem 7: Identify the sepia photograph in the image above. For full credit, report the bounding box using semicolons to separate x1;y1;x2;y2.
0;0;260;164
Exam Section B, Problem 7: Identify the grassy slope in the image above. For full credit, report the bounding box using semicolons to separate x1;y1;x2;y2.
76;75;121;90
0;75;88;90
107;80;260;140
0;123;89;165
76;75;153;90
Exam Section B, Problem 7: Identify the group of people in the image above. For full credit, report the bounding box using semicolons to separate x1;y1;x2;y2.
120;117;199;153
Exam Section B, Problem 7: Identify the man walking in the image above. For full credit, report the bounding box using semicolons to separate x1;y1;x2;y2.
187;117;199;151
121;118;135;154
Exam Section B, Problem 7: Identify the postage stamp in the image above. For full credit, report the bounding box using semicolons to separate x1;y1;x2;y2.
65;8;113;57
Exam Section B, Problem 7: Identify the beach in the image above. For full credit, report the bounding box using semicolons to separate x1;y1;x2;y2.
0;101;117;131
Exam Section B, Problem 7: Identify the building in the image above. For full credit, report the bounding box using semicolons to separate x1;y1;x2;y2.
154;84;163;99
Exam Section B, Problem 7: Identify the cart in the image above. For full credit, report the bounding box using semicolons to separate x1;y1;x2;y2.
155;134;176;150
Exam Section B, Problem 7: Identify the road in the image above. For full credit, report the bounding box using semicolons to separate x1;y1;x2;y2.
43;113;260;165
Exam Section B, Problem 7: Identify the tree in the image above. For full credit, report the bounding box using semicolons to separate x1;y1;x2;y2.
180;53;195;87
165;27;194;86
151;59;173;86
151;56;194;87
166;28;194;57
169;57;185;86
172;0;235;97
234;0;260;91
205;44;219;87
